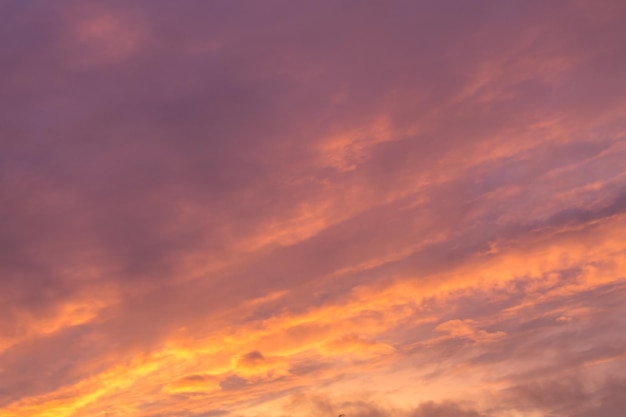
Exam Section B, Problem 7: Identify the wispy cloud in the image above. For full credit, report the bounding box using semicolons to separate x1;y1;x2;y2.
1;1;625;416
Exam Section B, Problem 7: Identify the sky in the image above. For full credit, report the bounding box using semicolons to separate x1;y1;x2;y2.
1;1;626;416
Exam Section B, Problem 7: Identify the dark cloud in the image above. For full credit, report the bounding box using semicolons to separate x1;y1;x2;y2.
574;377;626;417
220;375;249;391
409;402;485;417
287;394;486;417
499;376;626;417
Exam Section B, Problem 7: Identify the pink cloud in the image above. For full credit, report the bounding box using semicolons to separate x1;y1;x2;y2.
1;1;625;416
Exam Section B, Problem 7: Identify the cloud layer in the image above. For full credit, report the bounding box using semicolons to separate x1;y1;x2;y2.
1;1;625;416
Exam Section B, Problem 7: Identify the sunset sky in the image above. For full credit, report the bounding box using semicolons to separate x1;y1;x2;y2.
1;1;626;417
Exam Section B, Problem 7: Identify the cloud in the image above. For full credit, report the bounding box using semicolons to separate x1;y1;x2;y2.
574;377;626;417
280;393;486;417
1;0;626;416
162;374;221;395
409;402;485;417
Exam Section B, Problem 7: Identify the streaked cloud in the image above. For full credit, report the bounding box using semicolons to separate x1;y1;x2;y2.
1;1;625;416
